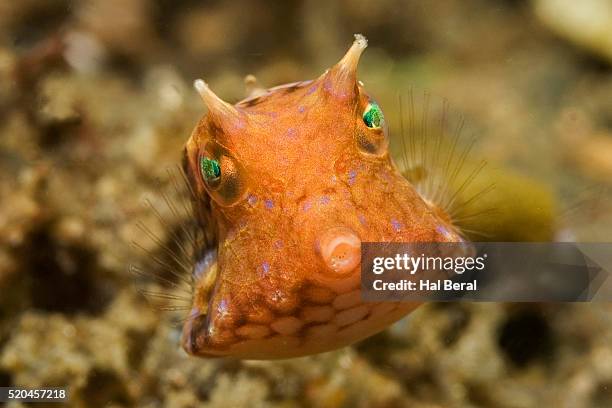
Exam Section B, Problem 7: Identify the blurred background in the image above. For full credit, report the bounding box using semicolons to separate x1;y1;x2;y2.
0;0;612;406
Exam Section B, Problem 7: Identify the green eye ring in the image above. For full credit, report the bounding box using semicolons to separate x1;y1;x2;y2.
363;102;384;129
200;156;221;185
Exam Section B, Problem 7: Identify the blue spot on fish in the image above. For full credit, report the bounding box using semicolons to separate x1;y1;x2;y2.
436;224;456;240
260;261;270;277
436;225;448;235
391;218;402;232
286;127;297;139
320;195;330;205
217;299;229;316
248;194;258;206
298;105;306;113
348;170;357;185
265;199;274;209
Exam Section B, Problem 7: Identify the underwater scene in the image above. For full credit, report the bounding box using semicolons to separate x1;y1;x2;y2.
1;0;612;406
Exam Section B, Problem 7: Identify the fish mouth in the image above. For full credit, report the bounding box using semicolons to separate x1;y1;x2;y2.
315;226;362;275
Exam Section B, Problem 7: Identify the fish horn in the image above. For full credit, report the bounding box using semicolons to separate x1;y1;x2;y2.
194;79;242;129
322;34;368;99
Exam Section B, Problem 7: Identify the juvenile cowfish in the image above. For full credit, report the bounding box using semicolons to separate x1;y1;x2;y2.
181;34;464;359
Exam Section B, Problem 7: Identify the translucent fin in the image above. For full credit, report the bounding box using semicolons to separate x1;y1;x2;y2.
129;165;212;320
389;89;575;242
390;89;493;238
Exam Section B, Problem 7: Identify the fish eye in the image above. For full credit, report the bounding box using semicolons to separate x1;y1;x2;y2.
356;100;388;156
199;146;247;206
362;101;384;129
200;156;221;188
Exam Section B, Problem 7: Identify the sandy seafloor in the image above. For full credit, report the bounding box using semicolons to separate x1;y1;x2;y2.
1;0;612;407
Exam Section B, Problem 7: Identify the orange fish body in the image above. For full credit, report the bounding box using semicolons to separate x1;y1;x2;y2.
181;35;463;359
